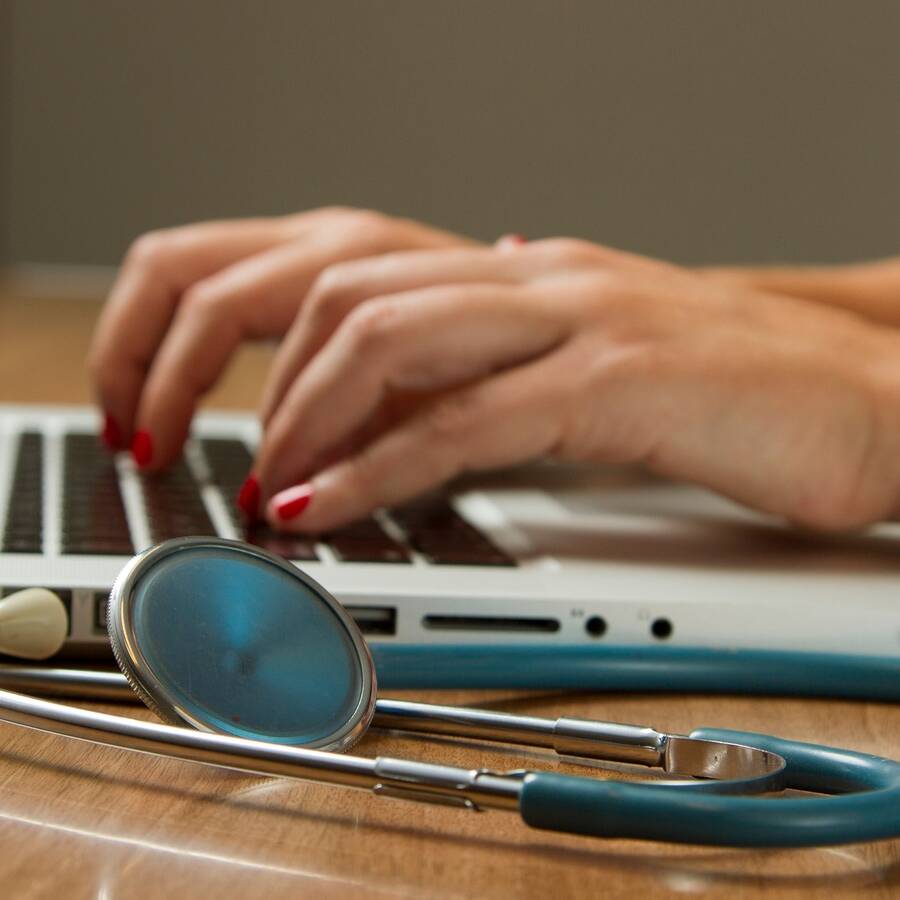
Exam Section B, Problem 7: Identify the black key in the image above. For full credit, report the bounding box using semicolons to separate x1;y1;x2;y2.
3;536;42;553
390;496;516;567
66;540;136;556
201;438;254;495
140;460;216;541
326;518;411;564
62;434;134;556
2;432;43;553
201;438;256;522
407;542;515;567
244;524;318;560
203;439;320;561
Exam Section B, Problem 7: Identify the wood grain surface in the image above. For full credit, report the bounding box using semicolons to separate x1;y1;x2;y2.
0;289;897;899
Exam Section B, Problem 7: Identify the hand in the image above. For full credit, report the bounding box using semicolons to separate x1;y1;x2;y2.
88;207;475;465
253;239;900;533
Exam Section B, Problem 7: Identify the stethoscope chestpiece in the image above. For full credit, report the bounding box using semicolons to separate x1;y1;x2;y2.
107;536;377;751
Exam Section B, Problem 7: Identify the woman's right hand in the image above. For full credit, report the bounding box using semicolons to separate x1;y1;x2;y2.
88;207;475;467
248;239;900;534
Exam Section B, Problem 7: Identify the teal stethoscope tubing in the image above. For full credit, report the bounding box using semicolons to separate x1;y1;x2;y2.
372;647;900;844
0;681;897;846
372;645;900;699
522;728;900;846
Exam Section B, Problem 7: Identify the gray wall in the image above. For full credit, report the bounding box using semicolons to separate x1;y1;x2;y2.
3;1;900;268
0;0;12;264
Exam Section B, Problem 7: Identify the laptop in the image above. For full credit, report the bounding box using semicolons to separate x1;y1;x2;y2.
0;403;898;666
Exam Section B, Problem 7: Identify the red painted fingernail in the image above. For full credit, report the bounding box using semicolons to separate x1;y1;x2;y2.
101;412;123;451
131;430;153;468
236;474;260;520
496;233;527;249
272;483;314;522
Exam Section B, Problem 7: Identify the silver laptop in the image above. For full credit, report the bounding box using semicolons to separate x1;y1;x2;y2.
0;403;897;661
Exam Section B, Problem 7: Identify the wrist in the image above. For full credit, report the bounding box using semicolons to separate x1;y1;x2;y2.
702;260;900;329
864;335;900;523
700;264;845;300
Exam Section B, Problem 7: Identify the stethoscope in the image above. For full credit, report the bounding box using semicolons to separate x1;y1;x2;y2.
0;537;897;848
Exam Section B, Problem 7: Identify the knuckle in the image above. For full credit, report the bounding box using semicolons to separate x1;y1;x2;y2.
538;237;600;267
423;393;479;443
581;273;644;324
124;230;174;271
306;264;358;319
332;208;394;246
179;283;231;321
339;299;403;355
343;207;387;230
294;206;396;249
318;204;358;220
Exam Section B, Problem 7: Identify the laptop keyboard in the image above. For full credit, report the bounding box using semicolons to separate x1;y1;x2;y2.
2;430;516;566
1;432;43;554
63;434;134;555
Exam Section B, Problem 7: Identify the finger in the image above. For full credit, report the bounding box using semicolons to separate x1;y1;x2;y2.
259;247;529;423
89;218;296;445
264;354;567;532
259;240;608;425
255;282;573;498
131;238;349;467
131;227;475;469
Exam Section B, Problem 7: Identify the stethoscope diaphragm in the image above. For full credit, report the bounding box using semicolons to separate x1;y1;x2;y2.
108;537;376;751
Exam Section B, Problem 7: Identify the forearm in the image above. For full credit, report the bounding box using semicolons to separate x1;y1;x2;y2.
703;257;900;329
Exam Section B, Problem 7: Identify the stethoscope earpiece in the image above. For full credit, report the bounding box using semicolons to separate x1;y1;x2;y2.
0;588;68;660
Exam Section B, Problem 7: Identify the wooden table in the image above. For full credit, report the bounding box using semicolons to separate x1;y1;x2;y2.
0;290;897;899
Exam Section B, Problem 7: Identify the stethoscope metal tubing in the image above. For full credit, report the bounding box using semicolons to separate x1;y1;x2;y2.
0;686;523;811
0;672;898;846
373;699;784;787
0;666;784;790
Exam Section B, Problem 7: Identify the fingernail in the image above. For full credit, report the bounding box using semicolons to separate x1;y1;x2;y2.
101;412;123;451
272;483;314;522
131;430;153;468
496;233;527;250
236;474;260;520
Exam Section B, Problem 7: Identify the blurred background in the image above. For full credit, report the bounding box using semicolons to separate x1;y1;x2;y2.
1;0;899;276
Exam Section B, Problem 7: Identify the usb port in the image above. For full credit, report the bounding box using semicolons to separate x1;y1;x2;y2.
94;590;111;630
345;605;397;636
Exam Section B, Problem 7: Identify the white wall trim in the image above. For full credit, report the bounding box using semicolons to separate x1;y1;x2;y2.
0;263;116;300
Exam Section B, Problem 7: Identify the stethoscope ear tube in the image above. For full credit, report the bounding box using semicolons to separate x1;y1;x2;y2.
371;645;900;699
520;728;900;847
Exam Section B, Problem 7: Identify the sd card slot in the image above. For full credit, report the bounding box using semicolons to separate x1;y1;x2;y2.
422;615;560;633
